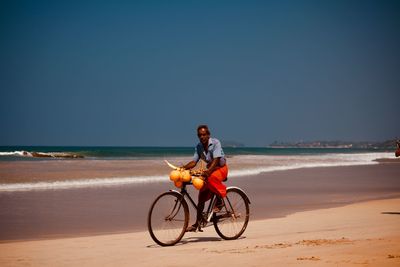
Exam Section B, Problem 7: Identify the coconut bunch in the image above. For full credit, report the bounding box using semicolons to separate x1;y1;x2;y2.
169;169;204;190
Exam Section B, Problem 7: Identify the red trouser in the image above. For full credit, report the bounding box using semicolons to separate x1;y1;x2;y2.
198;165;228;202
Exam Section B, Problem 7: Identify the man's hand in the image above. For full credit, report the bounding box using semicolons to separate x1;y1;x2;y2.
202;170;210;178
202;157;220;178
181;160;197;171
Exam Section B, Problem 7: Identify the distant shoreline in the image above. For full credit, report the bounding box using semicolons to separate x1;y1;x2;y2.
268;138;398;149
267;145;354;149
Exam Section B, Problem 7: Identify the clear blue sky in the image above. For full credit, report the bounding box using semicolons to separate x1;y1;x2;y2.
1;0;399;146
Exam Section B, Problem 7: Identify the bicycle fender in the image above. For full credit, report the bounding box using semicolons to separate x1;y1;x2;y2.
168;189;184;196
227;186;251;204
166;190;187;204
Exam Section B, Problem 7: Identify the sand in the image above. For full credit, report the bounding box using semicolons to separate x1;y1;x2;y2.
0;197;399;266
1;161;399;266
1;164;400;241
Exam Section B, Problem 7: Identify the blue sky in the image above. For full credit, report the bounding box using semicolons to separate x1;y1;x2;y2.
1;0;399;146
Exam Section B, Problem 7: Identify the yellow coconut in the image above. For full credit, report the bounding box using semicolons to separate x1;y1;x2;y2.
192;177;204;190
181;170;191;183
169;170;181;182
174;180;183;188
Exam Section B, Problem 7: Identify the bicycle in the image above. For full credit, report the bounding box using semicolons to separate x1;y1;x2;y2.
147;171;251;246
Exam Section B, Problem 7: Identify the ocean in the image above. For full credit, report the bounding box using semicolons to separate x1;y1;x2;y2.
0;146;395;192
1;146;399;241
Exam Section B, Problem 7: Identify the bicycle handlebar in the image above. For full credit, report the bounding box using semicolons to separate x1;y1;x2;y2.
189;170;203;177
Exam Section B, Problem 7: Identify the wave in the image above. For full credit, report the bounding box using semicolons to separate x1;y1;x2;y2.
229;160;378;177
0;152;393;192
0;175;169;192
0;151;26;156
0;151;83;158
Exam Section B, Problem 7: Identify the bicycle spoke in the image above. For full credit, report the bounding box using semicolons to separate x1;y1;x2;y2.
148;192;189;246
213;188;249;240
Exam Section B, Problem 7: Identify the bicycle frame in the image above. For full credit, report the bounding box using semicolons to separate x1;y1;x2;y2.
148;183;251;246
169;184;219;227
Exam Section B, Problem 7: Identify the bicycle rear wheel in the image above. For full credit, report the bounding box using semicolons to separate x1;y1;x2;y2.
147;191;189;246
213;187;250;240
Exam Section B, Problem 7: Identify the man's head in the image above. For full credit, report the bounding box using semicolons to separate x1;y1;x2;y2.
197;124;210;145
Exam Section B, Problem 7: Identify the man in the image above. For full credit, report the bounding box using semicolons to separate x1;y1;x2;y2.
181;124;228;232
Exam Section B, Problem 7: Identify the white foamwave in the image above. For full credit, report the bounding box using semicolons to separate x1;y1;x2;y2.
228;152;391;177
0;151;26;156
0;150;82;158
0;152;393;192
229;160;378;177
0;175;169;192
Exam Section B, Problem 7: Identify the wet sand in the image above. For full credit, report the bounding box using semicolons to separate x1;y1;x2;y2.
1;198;399;266
0;159;171;183
0;163;399;241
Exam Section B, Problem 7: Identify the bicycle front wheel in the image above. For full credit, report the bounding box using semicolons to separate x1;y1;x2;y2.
147;191;189;246
213;187;250;240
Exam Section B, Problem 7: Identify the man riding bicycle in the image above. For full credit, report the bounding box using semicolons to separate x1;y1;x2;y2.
181;125;228;232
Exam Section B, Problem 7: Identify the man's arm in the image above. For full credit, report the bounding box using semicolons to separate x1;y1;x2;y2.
181;160;197;170
203;157;220;177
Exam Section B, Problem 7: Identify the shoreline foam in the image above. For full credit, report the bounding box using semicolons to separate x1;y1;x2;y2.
0;152;395;192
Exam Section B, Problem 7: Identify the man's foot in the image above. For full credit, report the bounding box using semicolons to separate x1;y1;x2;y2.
213;197;224;212
186;224;198;232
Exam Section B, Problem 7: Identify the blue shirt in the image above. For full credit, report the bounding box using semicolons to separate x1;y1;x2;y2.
193;138;226;166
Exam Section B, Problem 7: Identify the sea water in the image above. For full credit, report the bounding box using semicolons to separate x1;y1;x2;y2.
0;146;394;192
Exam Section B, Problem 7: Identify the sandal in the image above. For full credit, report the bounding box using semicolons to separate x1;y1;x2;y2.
186;224;198;232
213;198;224;212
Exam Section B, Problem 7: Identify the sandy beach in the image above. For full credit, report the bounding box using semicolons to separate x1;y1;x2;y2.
1;163;399;241
0;161;399;266
1;197;399;267
2;0;399;265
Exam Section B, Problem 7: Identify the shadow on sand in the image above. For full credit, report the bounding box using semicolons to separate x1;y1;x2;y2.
381;212;400;215
146;236;246;248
